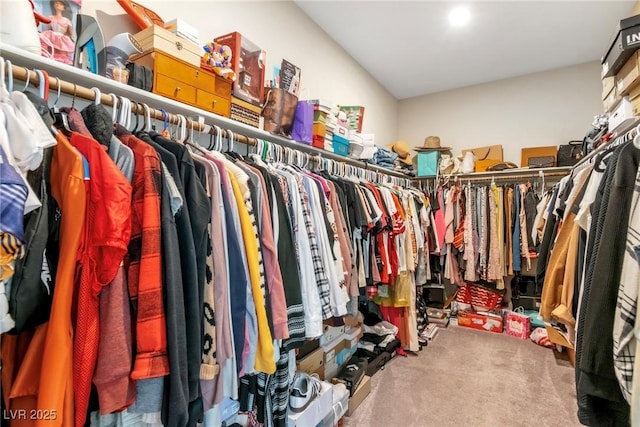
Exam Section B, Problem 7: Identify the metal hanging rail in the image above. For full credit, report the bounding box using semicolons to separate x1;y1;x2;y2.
413;166;572;183
0;42;413;186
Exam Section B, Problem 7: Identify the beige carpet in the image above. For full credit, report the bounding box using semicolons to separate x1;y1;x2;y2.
344;325;581;427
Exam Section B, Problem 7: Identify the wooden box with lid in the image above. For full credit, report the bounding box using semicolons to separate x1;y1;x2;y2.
131;49;232;118
133;25;202;67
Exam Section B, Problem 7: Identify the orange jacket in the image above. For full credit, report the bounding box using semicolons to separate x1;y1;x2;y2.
36;131;86;427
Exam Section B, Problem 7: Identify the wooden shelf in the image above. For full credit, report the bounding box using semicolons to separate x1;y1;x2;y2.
0;43;413;181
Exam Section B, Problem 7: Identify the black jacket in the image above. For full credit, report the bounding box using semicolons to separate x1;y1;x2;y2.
576;142;640;426
136;133;191;427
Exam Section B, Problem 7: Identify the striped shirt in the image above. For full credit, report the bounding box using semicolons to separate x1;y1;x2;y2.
613;166;640;403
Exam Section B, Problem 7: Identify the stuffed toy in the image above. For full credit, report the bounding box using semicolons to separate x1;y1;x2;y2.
202;41;236;81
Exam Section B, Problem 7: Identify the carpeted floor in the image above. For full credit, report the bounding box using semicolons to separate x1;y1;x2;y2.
344;325;581;427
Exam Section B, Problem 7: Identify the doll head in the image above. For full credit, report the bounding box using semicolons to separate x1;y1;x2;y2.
50;0;72;20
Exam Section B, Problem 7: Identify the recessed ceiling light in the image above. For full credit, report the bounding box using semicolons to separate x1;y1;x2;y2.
449;6;471;27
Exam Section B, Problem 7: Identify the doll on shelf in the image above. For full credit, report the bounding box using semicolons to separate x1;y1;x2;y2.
39;0;76;64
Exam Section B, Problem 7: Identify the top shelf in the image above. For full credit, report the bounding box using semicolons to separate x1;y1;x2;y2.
0;43;412;180
413;166;572;181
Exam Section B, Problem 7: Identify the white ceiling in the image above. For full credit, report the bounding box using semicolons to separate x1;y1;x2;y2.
295;0;635;99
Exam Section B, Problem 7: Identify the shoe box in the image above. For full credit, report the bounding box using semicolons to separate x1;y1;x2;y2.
287;381;334;427
457;310;504;333
346;375;371;417
296;346;324;377
334;357;368;396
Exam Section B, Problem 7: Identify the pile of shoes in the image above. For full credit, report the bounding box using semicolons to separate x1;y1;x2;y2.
353;320;401;377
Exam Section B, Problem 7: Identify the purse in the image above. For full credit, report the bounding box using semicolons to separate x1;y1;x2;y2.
528;156;555;168
557;141;583;167
125;63;153;91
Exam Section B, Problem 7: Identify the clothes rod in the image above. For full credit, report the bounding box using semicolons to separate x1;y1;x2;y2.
9;63;260;147
413;166;571;183
1;47;412;182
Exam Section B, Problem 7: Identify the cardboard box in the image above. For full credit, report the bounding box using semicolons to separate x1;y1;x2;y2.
296;347;324;376
214;32;266;106
602;14;640;78
457;310;503;333
609;96;636;133
616;51;640;96
343;326;363;350
346;375;371;417
461;145;503;162
287;381;334;427
521;146;557;168
604;86;620;112
603;76;616;100
320;324;346;347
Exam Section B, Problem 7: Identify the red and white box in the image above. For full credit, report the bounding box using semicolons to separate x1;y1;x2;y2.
457;310;503;333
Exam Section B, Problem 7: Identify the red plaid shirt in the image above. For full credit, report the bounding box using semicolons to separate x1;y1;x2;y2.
119;134;169;380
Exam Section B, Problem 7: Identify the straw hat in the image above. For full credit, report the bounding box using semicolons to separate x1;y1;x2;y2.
414;136;452;152
388;141;413;165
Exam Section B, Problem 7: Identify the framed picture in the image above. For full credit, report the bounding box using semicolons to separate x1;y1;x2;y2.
34;0;82;65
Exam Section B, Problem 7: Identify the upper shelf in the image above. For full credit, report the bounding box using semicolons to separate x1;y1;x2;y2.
0;42;412;180
413;166;573;181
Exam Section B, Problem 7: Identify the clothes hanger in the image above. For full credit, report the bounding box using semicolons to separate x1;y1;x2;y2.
91;86;101;105
4;59;13;93
109;93;118;123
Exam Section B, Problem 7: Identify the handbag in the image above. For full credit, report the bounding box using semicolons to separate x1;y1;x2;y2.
291;100;313;144
261;88;298;136
125;63;153;91
505;307;531;340
557;141;583;166
528;156;555;168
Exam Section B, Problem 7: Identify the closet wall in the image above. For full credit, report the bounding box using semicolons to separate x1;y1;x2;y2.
80;0;399;145
397;61;603;164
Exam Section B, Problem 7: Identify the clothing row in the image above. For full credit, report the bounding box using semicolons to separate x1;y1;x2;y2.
0;82;432;427
537;136;640;426
425;181;541;290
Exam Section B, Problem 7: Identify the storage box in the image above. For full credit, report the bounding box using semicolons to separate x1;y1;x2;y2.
346;375;371;417
230;96;262;128
521;146;557;168
334;357;368;396
609;96;636;133
214;32;266;106
343;326;363;350
334;124;349;138
296;347;324;376
602;14;640;78
415;151;440;177
616;50;640;96
603;76;616;100
333;134;350;157
320;324;346;347
287;381;334;427
163;18;199;45
457;310;503;333
604;86;620;112
133;25;202;67
461;144;504;162
339;105;365;133
313;122;327;137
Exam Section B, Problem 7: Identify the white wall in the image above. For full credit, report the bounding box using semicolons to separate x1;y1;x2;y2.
80;0;398;145
397;61;603;165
